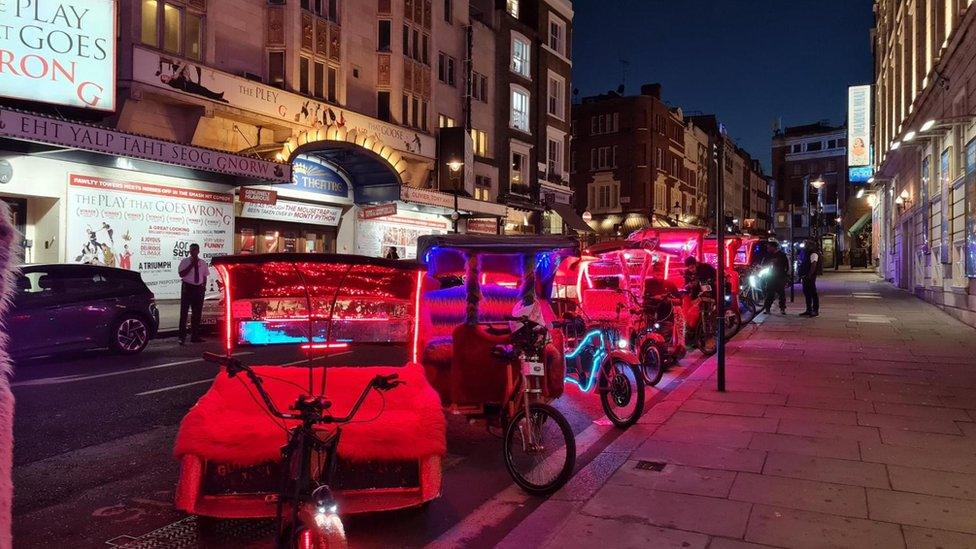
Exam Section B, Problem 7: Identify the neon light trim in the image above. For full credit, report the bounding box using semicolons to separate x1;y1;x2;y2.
412;269;422;364
563;329;606;393
221;265;233;354
663;254;671;281
300;342;350;350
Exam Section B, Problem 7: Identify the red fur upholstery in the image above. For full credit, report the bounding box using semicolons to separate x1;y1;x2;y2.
174;363;446;466
582;289;630;323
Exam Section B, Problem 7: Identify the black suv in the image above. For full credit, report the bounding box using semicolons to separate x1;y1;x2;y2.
7;264;160;358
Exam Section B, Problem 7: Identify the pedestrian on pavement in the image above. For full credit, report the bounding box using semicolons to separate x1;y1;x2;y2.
385;246;400;260
177;243;209;344
798;239;820;317
760;240;789;315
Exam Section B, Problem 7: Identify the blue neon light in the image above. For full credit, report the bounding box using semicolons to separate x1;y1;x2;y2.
239;320;325;345
564;329;606;393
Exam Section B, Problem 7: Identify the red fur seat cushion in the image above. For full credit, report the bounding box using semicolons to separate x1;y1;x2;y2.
174;363;446;466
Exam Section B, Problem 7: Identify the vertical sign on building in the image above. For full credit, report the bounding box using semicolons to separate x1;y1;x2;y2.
0;0;117;110
847;85;872;168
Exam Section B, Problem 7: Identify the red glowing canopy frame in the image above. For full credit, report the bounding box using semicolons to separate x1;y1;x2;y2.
212;254;424;362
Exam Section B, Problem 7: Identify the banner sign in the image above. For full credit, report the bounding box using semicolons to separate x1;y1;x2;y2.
132;46;435;158
360;203;398;220
290;157;349;198
848;85;871;167
240;187;277;205
240;200;342;226
0;0;116;110
400;186;507;217
0;108;291;182
466;218;498;234
67;174;234;299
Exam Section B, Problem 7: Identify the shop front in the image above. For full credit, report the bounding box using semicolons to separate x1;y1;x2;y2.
0;108;290;299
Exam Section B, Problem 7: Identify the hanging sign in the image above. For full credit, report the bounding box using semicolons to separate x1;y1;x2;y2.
240;188;278;205
360;203;398;220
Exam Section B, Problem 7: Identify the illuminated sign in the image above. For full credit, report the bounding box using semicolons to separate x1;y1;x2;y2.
290;157;349;198
848;85;871;167
0;0;117;110
849;166;874;183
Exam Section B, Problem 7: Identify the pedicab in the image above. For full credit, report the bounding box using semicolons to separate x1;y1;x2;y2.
172;254;445;547
702;235;745;331
417;234;589;493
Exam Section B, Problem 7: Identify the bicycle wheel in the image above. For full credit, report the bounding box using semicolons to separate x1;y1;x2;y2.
600;359;646;428
503;403;576;495
638;340;665;386
698;312;717;356
724;307;742;333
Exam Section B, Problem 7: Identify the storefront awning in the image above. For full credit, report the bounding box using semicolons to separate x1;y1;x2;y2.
549;203;594;233
0;108;291;186
848;212;871;235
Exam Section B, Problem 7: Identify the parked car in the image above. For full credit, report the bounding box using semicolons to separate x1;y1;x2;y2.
7;264;159;358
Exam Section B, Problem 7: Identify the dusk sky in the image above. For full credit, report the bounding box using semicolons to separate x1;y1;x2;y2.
570;0;876;172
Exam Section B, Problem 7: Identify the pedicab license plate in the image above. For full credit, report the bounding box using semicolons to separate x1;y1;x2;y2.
522;361;545;376
700;283;712;292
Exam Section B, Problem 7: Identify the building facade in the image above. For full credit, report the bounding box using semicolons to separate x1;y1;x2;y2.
871;0;976;327
770;122;864;251
0;0;576;299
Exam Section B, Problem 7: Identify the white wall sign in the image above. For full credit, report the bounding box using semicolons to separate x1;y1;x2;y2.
0;108;291;182
240;200;342;226
132;46;436;158
66;174;234;299
0;0;116;110
848;85;871;167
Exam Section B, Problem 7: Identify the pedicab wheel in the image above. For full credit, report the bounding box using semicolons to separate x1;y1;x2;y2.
503;403;576;495
600;360;646;428
698;329;717;356
725;308;742;333
741;293;758;315
638;341;665;387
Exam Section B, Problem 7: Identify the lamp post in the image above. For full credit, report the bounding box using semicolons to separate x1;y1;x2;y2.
809;176;826;240
447;160;463;233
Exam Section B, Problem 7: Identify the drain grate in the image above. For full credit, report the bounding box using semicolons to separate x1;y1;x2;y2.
635;460;667;472
111;516;275;549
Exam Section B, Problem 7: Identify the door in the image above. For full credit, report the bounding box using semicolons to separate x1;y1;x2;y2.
8;269;64;355
2;197;27;263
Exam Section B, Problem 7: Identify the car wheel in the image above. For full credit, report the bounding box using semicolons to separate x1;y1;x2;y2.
112;316;150;354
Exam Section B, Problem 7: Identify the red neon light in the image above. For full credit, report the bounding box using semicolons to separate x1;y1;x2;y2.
412;269;422;364
664;254;671;281
300;342;350;350
576;259;594;299
220;265;233;354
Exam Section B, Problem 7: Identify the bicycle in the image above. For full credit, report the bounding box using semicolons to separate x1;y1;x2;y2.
491;315;577;494
201;351;404;549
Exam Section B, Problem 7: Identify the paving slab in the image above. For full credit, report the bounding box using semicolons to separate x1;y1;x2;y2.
762;452;890;489
605;461;736;498
749;432;861;460
784;394;875;413
744;504;905;549
867;488;976;534
776;417;881;443
887;464;976;500
762;405;858;425
872;402;973;422
902;526;976;549
541;514;711;549
729;472;868;517
860;441;976;474
631;439;766;473
707;538;781;549
680;399;767;417
857;412;963;435
581;484;752;538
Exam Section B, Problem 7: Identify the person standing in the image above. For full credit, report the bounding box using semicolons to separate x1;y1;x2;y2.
177;243;209;344
385;246;400;260
761;240;789;315
798;239;820;317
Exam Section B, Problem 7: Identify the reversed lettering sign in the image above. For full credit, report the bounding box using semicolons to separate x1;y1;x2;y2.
360;203;397;220
240;188;278;205
0;0;116;110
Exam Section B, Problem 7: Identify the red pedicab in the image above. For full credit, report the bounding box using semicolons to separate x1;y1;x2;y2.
703;235;745;332
173;254;444;546
417;234;579;493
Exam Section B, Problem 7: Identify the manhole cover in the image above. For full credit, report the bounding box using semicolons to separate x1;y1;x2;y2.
635;460;667;472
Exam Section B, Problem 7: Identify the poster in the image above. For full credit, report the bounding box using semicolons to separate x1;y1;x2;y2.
940;148;951;263
355;212;448;259
239;200;342;226
67;174;234;298
847;85;871;167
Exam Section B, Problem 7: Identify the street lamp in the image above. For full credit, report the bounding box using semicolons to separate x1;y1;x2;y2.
447;160;463;233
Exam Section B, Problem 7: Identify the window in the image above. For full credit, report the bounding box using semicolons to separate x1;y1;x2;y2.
547;75;564;119
327;65;338;101
511;87;530;132
654;182;667;212
422;34;429;64
377;91;391;121
438;114;456;128
313;61;325;98
791;144;802;153
547;137;563;176
378;20;391;51
413;28;420;60
827;139;837;149
511;35;530;77
444;0;452;23
506;0;519;18
470;129;488;157
593;146;615;170
299;56;310;94
590;182;620;212
142;1;203;60
402;24;409;54
589;113;618;134
511;151;527;186
474;175;491;201
412;96;419;127
549;16;565;55
269;51;286;89
438;53;456;86
655;148;663;169
806;141;823;152
472;73;488;102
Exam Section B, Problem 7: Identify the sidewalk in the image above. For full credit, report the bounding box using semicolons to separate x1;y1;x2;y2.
501;271;976;549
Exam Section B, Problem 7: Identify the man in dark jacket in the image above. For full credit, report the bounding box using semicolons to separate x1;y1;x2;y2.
797;239;821;317
761;240;789;315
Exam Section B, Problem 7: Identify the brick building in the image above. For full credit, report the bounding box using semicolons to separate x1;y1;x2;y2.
871;0;976;327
